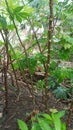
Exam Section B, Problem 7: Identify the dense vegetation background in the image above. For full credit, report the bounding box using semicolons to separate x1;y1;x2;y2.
0;0;73;130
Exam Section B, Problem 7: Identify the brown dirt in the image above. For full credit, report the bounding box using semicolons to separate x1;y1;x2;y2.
0;72;73;130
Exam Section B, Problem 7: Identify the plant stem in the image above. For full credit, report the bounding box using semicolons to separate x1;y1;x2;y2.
66;99;73;129
28;18;46;71
5;0;36;108
45;0;53;110
0;30;9;114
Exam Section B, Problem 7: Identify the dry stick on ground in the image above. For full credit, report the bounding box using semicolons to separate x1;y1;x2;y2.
44;0;53;111
5;0;36;109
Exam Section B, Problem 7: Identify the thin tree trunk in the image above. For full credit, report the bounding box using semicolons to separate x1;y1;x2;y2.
3;61;8;114
45;0;53;110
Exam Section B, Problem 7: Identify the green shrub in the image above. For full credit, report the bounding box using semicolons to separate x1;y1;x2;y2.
18;110;66;130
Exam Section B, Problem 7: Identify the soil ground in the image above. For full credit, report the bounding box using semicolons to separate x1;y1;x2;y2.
0;71;73;130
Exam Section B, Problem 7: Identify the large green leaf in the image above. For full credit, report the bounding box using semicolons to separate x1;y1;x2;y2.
13;6;24;12
23;5;33;14
31;123;41;130
18;119;28;130
51;111;66;130
52;113;61;130
15;13;22;23
18;12;29;18
14;12;29;22
13;6;32;22
40;113;52;121
38;118;52;130
55;111;65;119
8;0;15;9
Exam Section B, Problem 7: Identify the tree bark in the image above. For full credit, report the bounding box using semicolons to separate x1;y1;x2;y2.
45;0;53;110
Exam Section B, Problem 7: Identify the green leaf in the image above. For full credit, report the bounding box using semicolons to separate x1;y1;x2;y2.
23;5;33;14
19;12;29;18
31;123;40;130
14;11;29;22
38;118;52;130
53;87;68;99
35;53;47;63
56;111;65;119
7;24;14;30
51;111;66;130
36;80;45;89
15;13;22;23
8;0;15;8
64;44;71;49
8;43;22;71
0;15;7;29
50;61;57;70
27;56;37;75
41;113;52;121
18;119;28;130
61;122;66;130
52;113;61;130
13;6;24;12
13;5;33;20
